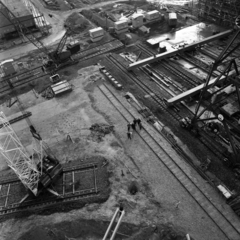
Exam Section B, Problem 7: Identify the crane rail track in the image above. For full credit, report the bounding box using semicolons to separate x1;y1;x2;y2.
136;44;200;88
98;83;240;240
0;162;100;217
0;40;123;96
132;45;230;160
106;54;183;122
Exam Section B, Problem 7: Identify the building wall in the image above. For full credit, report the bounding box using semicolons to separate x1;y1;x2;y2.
0;0;35;38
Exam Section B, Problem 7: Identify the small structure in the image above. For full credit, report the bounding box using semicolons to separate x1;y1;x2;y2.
114;20;128;34
51;80;72;96
138;26;150;36
145;10;161;23
89;27;104;42
0;59;16;78
168;12;177;27
66;42;80;55
131;14;143;28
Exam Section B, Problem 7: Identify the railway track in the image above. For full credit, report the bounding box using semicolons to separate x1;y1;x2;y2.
106;53;183;122
0;162;100;217
98;83;240;240
136;44;200;87
0;39;123;96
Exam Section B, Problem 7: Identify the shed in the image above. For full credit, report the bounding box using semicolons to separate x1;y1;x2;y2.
0;59;16;77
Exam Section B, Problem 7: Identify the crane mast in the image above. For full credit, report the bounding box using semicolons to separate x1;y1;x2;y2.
0;112;43;196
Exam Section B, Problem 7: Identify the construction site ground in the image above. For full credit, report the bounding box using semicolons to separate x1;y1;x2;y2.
0;63;233;240
0;1;239;240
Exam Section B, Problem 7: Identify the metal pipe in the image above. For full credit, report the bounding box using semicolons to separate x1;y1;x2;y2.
110;210;125;240
102;208;119;240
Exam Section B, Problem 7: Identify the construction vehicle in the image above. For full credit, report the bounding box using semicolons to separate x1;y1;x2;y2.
0;2;80;73
0;112;63;201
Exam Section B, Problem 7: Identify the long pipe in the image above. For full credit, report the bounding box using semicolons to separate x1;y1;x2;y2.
102;208;120;240
110;210;125;240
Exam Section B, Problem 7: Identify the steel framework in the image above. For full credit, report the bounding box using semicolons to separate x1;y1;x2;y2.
192;28;240;165
0;112;43;196
198;0;240;27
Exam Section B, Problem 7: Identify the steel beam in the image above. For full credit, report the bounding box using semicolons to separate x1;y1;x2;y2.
167;67;240;105
128;30;233;70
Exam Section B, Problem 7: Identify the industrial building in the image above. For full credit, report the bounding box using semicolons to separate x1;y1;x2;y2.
198;0;240;27
0;0;48;40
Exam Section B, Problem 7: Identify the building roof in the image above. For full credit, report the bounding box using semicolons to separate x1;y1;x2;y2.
1;61;16;77
221;102;240;117
0;0;32;29
1;0;31;18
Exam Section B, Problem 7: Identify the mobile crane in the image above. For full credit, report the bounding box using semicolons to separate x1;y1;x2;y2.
0;1;65;199
0;1;80;72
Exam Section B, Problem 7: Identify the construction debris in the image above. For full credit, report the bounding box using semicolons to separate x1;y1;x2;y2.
89;123;115;142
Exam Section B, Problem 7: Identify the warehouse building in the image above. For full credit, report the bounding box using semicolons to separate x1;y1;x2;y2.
0;0;36;39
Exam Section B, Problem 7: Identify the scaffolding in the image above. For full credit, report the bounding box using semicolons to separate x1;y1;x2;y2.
197;0;240;27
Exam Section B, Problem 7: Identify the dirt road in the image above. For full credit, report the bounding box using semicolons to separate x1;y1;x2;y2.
0;0;128;62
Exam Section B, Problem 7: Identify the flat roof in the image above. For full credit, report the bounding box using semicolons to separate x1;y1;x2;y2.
1;0;32;18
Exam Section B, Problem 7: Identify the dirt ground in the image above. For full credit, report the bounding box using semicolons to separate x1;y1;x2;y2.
0;64;231;240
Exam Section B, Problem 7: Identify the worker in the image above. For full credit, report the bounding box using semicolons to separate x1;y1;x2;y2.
127;131;132;140
136;118;142;130
127;123;131;132
131;122;136;131
133;118;137;126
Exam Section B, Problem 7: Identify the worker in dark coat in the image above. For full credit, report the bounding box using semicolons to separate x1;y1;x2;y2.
127;123;131;132
136;118;142;130
133;119;137;126
131;122;136;131
127;131;132;139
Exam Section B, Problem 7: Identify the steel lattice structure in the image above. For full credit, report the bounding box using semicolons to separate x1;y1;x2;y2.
0;112;43;196
198;0;240;27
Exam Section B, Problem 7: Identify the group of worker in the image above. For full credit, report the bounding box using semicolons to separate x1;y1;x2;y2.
127;118;142;140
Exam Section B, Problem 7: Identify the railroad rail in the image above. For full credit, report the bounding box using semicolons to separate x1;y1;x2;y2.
0;39;123;96
98;83;240;240
0;162;101;217
105;52;230;168
105;53;183;121
136;44;200;88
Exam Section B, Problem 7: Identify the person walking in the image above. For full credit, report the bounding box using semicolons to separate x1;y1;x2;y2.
133;118;137;126
127;131;132;139
131;122;136;131
127;123;131;132
136;118;142;130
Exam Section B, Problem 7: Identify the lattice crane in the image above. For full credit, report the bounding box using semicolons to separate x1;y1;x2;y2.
189;17;240;166
0;111;62;198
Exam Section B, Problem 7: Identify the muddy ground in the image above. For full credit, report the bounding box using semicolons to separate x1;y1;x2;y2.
0;64;229;240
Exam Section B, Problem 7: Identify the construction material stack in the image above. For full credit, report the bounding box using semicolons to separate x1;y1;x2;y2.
89;27;104;42
114;20;129;35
